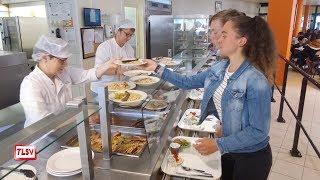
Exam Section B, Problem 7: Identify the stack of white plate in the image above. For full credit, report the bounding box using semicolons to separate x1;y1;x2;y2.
46;147;94;177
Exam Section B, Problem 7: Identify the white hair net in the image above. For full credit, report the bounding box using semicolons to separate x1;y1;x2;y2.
32;35;72;61
116;19;135;31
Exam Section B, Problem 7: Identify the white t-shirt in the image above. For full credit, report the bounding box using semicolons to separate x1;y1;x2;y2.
90;38;135;93
212;67;234;119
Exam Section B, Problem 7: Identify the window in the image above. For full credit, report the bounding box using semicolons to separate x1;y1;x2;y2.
315;15;320;30
0;5;9;17
151;2;159;7
9;4;46;17
148;0;171;5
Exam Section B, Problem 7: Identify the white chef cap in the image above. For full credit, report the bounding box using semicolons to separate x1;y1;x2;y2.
116;19;135;30
32;34;72;61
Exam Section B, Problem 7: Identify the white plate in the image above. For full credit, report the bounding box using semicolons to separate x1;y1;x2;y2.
114;59;147;67
123;70;153;77
106;81;136;92
161;136;221;180
47;169;81;177
46;147;94;174
188;88;204;100
129;75;160;87
178;109;218;133
109;90;148;107
0;164;37;180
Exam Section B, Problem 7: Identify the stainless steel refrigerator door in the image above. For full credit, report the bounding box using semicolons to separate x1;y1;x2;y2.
0;17;22;52
149;15;173;58
0;51;29;110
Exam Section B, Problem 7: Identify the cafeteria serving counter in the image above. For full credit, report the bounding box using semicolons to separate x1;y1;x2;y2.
0;56;215;180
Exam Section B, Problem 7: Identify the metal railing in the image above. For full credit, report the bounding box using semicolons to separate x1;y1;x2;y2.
274;55;320;158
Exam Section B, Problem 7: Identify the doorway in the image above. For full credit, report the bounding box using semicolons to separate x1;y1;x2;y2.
124;0;146;58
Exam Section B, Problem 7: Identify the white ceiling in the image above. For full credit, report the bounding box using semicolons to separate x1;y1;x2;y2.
240;0;320;5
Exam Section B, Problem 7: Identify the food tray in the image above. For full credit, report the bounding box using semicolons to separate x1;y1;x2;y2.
161;136;221;180
65;126;147;158
178;109;218;133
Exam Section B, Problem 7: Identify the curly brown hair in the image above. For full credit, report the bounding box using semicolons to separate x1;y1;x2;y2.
209;9;246;26
229;16;277;83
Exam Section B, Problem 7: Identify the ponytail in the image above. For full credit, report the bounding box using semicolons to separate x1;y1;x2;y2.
229;16;277;84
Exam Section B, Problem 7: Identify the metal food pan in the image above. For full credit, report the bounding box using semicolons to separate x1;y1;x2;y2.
65;125;147;158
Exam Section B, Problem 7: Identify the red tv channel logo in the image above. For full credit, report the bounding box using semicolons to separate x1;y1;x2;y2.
14;145;37;160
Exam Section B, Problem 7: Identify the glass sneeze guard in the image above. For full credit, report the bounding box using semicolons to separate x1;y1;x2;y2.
0;104;100;179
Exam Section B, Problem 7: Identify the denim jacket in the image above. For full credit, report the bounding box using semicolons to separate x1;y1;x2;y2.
158;60;271;155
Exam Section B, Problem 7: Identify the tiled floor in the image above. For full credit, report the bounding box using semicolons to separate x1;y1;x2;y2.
268;69;320;180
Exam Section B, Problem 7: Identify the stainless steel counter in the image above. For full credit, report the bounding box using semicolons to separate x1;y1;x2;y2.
1;58;208;180
0;51;30;110
91;58;208;180
0;91;187;180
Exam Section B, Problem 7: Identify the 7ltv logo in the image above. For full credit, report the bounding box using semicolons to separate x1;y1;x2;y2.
14;145;37;160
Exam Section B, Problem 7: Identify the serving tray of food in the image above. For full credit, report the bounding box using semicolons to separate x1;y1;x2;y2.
178;109;219;133
65;127;147;158
161;136;221;180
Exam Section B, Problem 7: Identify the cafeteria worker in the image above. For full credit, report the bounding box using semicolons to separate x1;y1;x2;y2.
91;19;136;96
20;35;120;127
